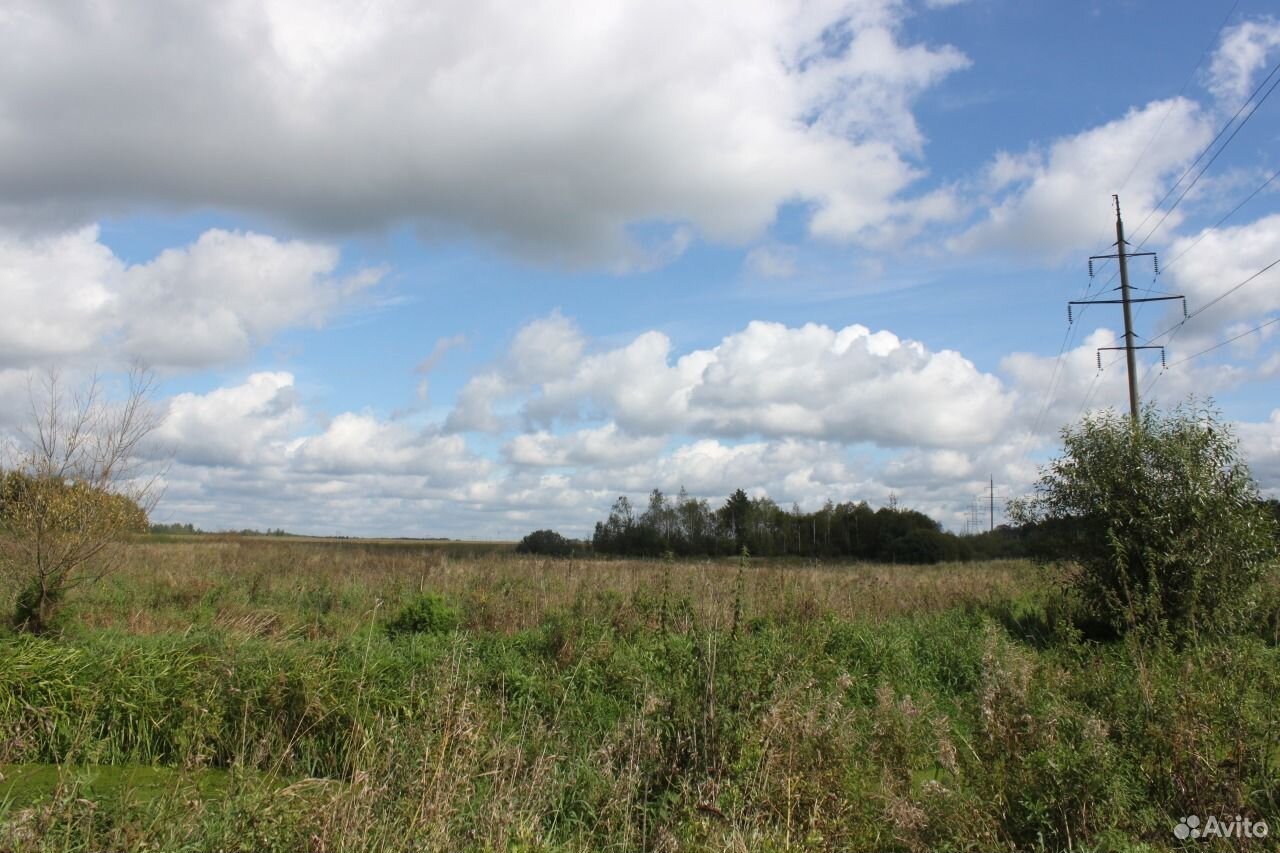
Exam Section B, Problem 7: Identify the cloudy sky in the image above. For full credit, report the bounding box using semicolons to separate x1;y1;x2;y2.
3;0;1280;538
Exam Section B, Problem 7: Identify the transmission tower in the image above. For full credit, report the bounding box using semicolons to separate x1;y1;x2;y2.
1069;195;1185;421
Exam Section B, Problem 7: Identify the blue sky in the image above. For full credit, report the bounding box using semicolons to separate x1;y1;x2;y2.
2;0;1279;538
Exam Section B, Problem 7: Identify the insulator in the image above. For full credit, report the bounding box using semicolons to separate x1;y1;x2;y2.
1161;349;1167;369
1088;259;1094;277
1153;255;1159;275
1096;351;1102;371
1182;297;1188;319
1068;305;1074;324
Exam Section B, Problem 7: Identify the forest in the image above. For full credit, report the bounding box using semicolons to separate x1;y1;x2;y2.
587;488;1023;563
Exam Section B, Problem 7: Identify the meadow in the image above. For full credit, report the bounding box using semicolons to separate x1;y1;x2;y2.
0;538;1278;852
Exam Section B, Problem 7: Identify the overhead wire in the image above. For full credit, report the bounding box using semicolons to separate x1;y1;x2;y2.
1143;256;1280;394
1131;59;1280;249
1017;5;1259;478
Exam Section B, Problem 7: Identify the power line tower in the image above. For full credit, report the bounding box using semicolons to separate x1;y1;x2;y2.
962;499;981;536
985;477;1007;532
1070;195;1185;421
988;476;995;532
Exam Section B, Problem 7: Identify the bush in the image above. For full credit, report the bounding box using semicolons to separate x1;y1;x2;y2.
384;593;461;636
0;368;162;633
1011;401;1277;643
515;529;577;557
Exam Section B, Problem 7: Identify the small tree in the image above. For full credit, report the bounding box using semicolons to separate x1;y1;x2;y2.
516;529;576;557
0;368;163;632
1011;401;1276;642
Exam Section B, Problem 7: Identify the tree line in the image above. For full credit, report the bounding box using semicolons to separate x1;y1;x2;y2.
580;488;1024;563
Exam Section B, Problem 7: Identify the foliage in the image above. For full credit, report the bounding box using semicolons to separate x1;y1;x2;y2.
1010;401;1277;642
1;541;1278;851
590;486;1023;563
383;592;461;636
0;368;162;633
514;528;581;557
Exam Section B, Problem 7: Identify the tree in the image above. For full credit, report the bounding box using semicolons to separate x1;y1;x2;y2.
0;368;163;632
1010;401;1276;642
515;529;578;557
721;489;751;550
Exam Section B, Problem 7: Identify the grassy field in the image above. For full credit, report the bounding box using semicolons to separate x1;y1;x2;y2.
0;539;1278;852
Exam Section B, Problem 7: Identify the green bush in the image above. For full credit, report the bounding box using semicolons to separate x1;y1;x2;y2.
384;593;460;636
1011;401;1277;643
515;529;578;557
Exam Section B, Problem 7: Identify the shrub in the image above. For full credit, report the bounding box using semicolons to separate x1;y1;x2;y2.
1010;401;1277;642
0;368;162;633
384;593;460;636
515;529;577;557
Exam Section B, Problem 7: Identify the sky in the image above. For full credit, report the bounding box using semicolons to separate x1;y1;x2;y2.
3;0;1280;539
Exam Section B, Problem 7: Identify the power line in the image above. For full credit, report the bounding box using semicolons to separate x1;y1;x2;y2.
1141;256;1280;346
1014;1;1250;469
1126;163;1280;347
1115;0;1241;196
1160;165;1280;274
1143;257;1280;395
1070;196;1181;419
1132;57;1280;249
1182;255;1280;323
1169;317;1280;367
1078;10;1266;338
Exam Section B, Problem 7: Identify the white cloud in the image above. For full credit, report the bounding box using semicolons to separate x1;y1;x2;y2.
505;423;667;468
507;311;586;384
294;413;483;483
453;315;1014;448
136;346;1280;538
744;245;799;278
0;226;379;371
121;229;380;368
0;227;121;366
1163;214;1280;351
1236;409;1280;494
951;98;1212;258
158;372;304;468
0;0;968;263
415;334;467;402
444;372;512;434
1206;17;1280;109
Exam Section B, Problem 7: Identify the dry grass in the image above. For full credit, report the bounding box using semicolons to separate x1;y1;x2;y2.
71;538;1039;638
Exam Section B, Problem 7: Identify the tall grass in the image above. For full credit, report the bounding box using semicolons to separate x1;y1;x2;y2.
0;539;1277;851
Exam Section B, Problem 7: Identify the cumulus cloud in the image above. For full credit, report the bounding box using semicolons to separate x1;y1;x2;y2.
122;230;381;367
0;0;968;263
294;413;484;483
1162;214;1280;351
951;98;1212;258
1236;409;1280;494
1206;17;1280;109
158;372;305;468
137;345;1280;538
0;227;121;366
0;226;379;371
999;325;1248;435
452;314;1014;448
505;423;668;468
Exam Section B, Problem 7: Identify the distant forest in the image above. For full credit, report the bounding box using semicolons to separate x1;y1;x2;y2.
586;488;1025;564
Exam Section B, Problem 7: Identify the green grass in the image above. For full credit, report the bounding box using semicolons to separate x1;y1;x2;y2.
0;764;234;807
0;540;1277;851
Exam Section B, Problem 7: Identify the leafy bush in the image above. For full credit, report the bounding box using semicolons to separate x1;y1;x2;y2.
384;593;460;636
515;529;578;557
1011;401;1277;642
